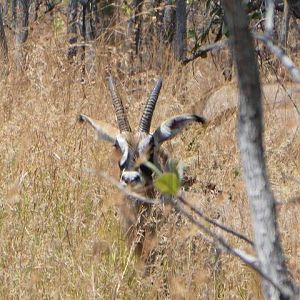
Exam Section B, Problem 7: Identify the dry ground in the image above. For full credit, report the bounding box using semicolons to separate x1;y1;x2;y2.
1;16;300;300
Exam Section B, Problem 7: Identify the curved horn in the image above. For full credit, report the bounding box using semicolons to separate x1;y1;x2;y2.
107;74;131;132
138;78;162;133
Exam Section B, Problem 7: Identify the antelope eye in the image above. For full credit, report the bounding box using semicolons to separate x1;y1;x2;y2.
114;141;121;151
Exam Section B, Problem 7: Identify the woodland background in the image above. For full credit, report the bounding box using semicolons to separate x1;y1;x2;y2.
0;0;300;298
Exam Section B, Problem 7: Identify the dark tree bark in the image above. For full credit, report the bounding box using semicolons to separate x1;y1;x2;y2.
0;4;8;77
12;0;17;29
67;0;79;60
125;0;143;72
14;0;29;70
127;0;143;54
81;0;96;75
68;0;100;76
175;0;186;61
33;0;42;21
163;0;175;44
15;0;29;43
222;0;295;299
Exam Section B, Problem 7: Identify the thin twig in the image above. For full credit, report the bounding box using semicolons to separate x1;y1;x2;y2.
178;195;254;246
84;168;158;205
182;39;228;65
172;198;288;297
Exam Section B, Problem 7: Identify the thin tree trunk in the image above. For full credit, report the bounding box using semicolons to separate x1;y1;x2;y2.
33;0;42;21
84;0;96;75
67;0;79;60
163;0;175;44
15;0;29;71
174;0;187;101
222;0;295;299
12;0;17;29
175;0;186;61
0;5;9;77
126;0;143;72
279;0;291;48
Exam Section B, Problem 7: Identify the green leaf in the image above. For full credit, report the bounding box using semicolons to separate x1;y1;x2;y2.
154;172;180;196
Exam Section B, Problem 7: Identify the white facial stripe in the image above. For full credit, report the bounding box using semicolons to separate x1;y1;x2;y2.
116;135;129;167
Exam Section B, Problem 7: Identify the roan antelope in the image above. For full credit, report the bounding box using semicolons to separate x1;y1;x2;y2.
79;74;206;256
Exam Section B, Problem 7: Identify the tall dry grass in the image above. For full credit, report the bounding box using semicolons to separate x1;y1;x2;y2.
0;10;300;300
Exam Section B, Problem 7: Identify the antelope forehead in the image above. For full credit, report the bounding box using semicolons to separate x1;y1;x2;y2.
116;134;154;169
137;135;154;153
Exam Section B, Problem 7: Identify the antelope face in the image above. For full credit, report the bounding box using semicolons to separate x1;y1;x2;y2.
115;132;154;187
79;74;206;192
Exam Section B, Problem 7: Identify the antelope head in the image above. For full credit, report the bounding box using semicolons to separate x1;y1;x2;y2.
79;75;206;192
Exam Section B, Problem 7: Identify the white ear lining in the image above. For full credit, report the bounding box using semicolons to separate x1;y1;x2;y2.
79;114;119;144
116;135;129;168
152;114;206;146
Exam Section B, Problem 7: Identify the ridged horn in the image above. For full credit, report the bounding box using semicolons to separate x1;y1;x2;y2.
138;78;162;133
107;74;131;132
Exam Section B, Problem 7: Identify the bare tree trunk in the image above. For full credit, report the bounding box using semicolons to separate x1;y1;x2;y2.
163;0;175;44
222;0;295;299
279;0;291;48
175;0;186;61
84;0;98;76
12;0;17;29
14;0;29;71
126;0;143;74
67;0;79;60
33;0;42;21
126;0;143;72
2;0;8;20
0;4;9;77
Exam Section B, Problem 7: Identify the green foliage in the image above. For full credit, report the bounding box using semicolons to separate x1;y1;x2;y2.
154;172;180;196
144;160;182;196
121;2;134;16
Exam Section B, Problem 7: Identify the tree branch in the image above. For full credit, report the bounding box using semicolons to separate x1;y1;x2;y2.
178;194;254;246
254;33;300;83
181;39;228;65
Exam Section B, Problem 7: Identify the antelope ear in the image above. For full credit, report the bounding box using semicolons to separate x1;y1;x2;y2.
79;114;119;144
152;114;206;145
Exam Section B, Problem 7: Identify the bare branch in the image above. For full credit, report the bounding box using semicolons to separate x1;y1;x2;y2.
182;39;228;65
254;33;300;83
84;168;158;205
178;195;254;246
276;196;300;206
171;198;286;295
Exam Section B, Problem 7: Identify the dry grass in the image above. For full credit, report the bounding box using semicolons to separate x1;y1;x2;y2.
0;12;300;300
